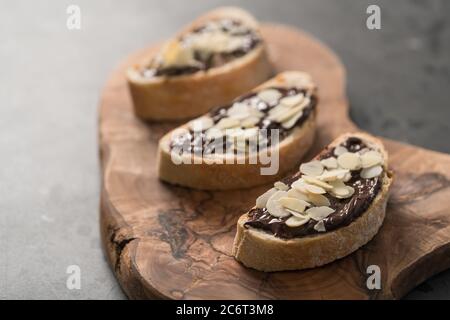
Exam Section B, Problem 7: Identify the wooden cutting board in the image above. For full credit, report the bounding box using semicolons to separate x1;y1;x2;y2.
99;24;450;299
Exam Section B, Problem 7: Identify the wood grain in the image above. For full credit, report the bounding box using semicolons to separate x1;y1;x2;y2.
99;24;450;299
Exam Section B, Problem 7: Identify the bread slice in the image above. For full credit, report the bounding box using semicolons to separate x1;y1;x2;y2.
127;7;273;121
157;71;317;190
233;132;394;271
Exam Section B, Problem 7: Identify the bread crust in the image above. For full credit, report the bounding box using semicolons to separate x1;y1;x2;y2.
232;132;394;271
156;71;317;190
127;7;273;121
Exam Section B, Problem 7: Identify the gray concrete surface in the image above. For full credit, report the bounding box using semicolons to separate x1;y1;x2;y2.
1;0;449;299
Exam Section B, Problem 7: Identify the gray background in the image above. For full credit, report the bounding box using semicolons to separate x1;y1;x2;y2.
1;0;449;299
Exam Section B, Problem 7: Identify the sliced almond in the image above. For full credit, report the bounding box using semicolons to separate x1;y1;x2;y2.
257;89;282;104
273;105;303;123
291;178;308;193
285;215;310;228
300;161;324;177
266;190;290;218
304;183;327;195
361;150;383;168
161;40;199;68
334;146;348;157
286;209;309;219
361;165;383;179
307;193;331;207
337;152;362;170
274;181;289;191
328;180;354;199
306;206;335;221
286;188;310;202
332;185;355;199
281;109;303;129
280;93;305;107
189;116;214;131
278;197;309;213
240;116;260;128
215;117;240;130
343;172;353;182
317;169;350;182
255;188;277;208
302;176;333;190
227;103;251;120
279;93;304;107
314;220;326;232
321;157;338;169
267;104;291;121
329;180;346;190
249;107;264;118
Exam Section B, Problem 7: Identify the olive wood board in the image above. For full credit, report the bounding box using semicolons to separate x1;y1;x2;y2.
99;24;450;299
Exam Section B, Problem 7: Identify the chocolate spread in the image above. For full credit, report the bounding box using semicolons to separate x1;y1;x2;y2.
142;19;261;77
170;87;317;155
244;137;383;239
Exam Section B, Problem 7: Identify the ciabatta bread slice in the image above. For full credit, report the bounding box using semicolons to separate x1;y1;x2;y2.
233;132;393;271
157;71;317;190
127;7;273;121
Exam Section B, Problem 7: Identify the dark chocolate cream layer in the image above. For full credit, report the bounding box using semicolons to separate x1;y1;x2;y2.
245;137;383;239
142;19;261;77
170;87;317;156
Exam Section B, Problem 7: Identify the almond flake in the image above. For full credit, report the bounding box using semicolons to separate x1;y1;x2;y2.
334;146;348;157
266;191;290;218
291;179;309;193
274;181;289;191
281;110;303;129
302;176;333;190
307;193;331;207
337;152;362;170
249;108;264;118
317;169;349;182
227;104;251;120
329;180;346;190
304;183;327;195
274;105;303;123
286;215;310;228
360;165;383;179
215;117;240;130
278;197;309;213
306;206;335;221
240;116;260;128
257;89;282;104
300;161;324;177
279;94;304;107
256;188;277;208
189;116;214;131
321;157;338;169
286;209;309;219
314;220;326;232
361;150;383;168
286;188;310;202
331;185;355;199
328;180;354;199
267;104;291;120
343;172;352;182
